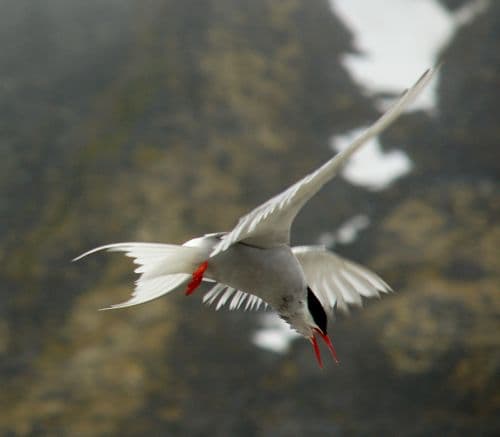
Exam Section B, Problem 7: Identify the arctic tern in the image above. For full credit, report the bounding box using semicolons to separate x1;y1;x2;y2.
75;68;436;367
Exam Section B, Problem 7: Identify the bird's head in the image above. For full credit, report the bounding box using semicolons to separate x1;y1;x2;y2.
288;287;339;368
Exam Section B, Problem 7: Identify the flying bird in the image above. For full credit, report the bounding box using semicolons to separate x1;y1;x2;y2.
75;68;436;367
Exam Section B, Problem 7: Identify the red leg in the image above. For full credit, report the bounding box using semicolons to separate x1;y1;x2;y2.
185;261;209;296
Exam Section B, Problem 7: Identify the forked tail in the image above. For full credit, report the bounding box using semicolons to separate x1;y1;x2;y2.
73;242;210;309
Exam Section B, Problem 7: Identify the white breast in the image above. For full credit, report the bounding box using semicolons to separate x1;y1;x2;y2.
206;243;307;309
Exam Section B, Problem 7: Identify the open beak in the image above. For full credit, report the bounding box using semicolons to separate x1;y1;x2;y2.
310;328;339;368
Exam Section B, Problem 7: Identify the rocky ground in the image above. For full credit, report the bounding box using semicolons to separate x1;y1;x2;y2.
0;0;498;435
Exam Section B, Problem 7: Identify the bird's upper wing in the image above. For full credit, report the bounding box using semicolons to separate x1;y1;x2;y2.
292;246;392;314
211;68;436;256
203;282;268;311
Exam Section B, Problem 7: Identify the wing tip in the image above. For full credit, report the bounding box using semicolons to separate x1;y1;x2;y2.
72;248;95;262
72;243;121;262
72;242;156;263
98;300;137;311
394;66;437;108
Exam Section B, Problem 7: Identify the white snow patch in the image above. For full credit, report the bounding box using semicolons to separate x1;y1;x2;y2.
329;0;489;112
317;231;336;249
331;128;412;190
252;313;300;354
318;214;371;248
336;214;371;244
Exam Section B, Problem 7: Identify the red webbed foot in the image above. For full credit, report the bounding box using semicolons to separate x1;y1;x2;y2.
185;261;209;296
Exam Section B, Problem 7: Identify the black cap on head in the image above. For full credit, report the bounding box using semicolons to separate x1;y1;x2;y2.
307;287;327;334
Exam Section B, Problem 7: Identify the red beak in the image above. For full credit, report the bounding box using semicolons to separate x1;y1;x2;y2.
310;328;340;368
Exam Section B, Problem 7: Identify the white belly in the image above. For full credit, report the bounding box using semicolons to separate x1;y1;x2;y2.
206;243;307;309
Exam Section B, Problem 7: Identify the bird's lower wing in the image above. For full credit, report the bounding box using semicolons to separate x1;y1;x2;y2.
211;68;437;256
292;246;392;314
203;282;268;311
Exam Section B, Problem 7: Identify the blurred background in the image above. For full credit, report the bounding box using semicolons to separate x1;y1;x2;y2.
1;0;499;435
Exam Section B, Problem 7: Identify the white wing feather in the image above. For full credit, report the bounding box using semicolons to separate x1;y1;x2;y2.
211;68;437;256
292;246;392;314
203;283;268;311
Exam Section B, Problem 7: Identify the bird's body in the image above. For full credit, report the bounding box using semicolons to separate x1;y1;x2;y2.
187;235;313;337
203;239;306;313
75;68;436;367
